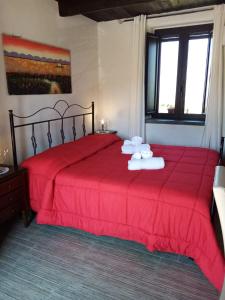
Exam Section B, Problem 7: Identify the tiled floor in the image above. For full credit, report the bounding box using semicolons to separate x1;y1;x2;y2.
0;220;219;300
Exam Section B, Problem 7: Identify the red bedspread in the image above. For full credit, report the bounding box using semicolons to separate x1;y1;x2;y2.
22;134;225;291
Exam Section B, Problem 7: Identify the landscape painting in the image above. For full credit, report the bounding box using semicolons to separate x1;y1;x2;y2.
2;34;72;95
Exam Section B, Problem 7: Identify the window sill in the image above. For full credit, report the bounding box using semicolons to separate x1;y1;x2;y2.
145;117;205;126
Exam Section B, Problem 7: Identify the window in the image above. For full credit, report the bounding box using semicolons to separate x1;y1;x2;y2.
145;24;213;123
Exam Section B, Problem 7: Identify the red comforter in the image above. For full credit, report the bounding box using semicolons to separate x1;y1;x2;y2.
22;134;225;290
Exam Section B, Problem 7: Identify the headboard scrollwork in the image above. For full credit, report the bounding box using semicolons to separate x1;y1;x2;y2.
9;100;95;168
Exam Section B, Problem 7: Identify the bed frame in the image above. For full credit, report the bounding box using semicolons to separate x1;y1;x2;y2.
9;100;95;168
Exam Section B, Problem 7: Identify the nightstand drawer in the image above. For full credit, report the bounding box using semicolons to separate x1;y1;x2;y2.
0;201;21;224
0;167;30;226
0;176;23;197
0;189;22;210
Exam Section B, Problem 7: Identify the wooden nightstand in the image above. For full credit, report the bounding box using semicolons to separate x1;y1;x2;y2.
0;166;30;227
95;130;117;134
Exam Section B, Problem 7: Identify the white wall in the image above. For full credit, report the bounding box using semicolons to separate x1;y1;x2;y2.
98;21;132;139
146;124;205;147
0;0;98;163
223;48;225;137
98;9;214;146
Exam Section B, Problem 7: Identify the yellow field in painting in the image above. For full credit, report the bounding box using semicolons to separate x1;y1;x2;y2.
5;56;71;76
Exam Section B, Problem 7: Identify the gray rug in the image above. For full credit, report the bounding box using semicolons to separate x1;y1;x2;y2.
0;220;219;300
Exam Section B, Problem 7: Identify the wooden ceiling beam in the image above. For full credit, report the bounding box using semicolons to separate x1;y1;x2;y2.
57;0;155;17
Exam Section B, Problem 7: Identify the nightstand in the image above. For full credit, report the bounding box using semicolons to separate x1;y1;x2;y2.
0;166;30;227
95;130;117;134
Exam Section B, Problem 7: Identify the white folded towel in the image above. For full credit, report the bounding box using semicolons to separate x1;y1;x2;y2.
131;152;142;160
141;150;153;159
131;136;143;145
124;136;143;146
122;144;150;154
128;157;165;171
124;140;133;145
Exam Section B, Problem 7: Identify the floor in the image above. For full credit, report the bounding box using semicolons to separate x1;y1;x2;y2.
0;220;219;300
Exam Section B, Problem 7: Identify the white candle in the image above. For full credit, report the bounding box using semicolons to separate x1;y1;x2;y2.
101;119;104;131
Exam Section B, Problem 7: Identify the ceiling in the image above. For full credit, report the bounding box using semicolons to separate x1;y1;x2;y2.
56;0;223;22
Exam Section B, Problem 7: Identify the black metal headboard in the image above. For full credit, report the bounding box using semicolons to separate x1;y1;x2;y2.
9;100;95;168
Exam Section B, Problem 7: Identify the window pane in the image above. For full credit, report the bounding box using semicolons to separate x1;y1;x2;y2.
204;39;212;112
158;40;179;113
146;36;159;113
184;38;209;114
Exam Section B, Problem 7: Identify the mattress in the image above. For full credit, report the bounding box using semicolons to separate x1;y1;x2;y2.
22;134;225;290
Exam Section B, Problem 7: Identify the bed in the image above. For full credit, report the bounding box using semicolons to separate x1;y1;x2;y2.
9;101;225;292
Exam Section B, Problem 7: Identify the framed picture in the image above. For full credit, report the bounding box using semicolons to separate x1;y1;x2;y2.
2;34;72;95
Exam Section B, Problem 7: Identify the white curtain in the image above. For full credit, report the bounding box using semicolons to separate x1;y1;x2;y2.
129;15;146;140
201;5;225;151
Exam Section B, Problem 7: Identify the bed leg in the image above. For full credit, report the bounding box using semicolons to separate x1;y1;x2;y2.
22;209;35;227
